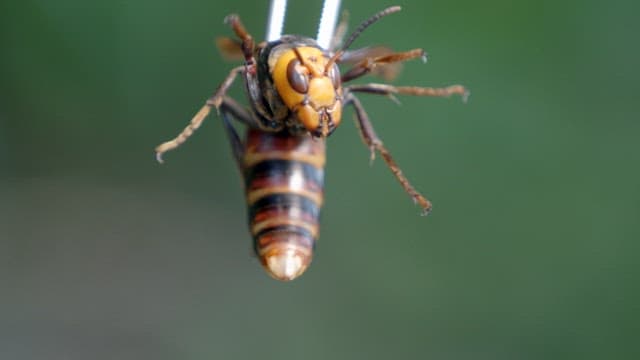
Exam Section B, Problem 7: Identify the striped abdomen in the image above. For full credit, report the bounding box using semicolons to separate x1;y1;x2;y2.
243;128;326;281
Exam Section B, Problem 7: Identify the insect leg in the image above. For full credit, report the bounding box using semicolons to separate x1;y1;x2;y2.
218;96;257;169
341;48;427;82
224;14;256;67
155;66;244;163
347;83;469;103
345;93;432;215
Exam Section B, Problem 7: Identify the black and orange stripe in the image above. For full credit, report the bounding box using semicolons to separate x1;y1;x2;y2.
243;128;326;280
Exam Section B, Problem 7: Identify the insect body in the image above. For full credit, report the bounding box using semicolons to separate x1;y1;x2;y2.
155;6;467;281
244;129;325;280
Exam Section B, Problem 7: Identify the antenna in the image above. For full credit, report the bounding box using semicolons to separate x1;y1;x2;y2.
325;6;402;72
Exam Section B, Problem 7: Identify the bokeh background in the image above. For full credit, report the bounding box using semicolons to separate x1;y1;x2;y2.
1;0;638;359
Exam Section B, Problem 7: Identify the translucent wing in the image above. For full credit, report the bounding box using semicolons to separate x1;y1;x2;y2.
215;36;244;60
339;46;404;81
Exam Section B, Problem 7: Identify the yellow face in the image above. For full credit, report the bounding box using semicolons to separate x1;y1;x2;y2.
271;47;342;137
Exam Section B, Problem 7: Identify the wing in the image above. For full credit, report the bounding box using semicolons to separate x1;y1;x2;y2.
339;46;404;82
216;36;245;60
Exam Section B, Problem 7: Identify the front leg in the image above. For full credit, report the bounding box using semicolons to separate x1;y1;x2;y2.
345;93;433;215
224;14;257;70
155;66;245;163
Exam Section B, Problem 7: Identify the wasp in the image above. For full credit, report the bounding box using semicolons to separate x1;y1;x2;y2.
155;6;467;281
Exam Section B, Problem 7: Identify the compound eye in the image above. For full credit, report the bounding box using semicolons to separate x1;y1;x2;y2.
328;63;341;89
286;59;309;94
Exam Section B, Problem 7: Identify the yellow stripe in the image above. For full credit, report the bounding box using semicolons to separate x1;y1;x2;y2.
244;150;325;169
246;186;323;206
251;216;319;239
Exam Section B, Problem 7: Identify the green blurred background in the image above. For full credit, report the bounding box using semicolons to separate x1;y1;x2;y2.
1;0;639;358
